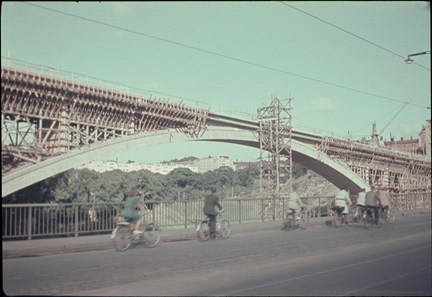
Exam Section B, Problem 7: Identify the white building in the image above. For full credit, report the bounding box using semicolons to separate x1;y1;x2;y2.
196;156;235;173
76;159;200;174
76;156;234;174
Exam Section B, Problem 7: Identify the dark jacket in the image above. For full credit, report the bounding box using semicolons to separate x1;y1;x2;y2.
203;193;222;216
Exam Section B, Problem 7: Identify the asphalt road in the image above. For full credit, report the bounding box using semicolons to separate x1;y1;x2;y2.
3;212;431;296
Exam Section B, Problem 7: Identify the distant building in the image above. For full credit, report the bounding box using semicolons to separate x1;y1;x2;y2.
384;137;420;154
383;120;431;156
196;156;235;173
419;119;431;157
234;161;258;171
75;155;234;174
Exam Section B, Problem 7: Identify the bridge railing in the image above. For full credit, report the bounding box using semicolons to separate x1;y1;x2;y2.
2;193;430;240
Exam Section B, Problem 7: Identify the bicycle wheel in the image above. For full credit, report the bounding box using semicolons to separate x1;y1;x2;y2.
219;220;231;239
357;209;366;224
112;226;132;251
363;209;374;229
333;211;343;228
386;208;395;223
197;220;210;242
299;212;310;230
375;209;383;227
282;212;295;231
344;212;354;226
142;223;161;248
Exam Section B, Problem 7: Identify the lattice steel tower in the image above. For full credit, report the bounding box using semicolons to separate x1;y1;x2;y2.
257;96;293;220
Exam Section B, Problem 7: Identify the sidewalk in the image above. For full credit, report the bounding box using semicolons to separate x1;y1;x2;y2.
2;208;428;259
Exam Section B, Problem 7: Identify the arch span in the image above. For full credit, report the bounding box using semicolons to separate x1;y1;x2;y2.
2;127;368;197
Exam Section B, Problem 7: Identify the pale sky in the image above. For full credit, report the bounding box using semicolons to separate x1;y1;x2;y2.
1;1;430;163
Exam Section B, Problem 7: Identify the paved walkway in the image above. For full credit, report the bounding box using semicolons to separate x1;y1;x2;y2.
2;209;428;259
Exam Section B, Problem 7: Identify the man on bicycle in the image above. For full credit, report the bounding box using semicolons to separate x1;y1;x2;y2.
365;186;381;224
355;188;366;218
377;186;392;217
287;184;305;219
203;188;223;239
334;185;352;223
122;189;148;235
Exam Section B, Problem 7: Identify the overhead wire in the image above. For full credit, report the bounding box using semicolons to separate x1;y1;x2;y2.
278;1;430;71
18;2;430;110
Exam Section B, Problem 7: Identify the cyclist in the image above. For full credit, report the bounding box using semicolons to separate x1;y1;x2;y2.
377;186;392;219
287;184;305;219
334;185;352;223
365;186;381;224
355;188;366;218
203;188;223;239
122;189;148;235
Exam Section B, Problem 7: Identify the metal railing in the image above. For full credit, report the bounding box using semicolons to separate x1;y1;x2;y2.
2;192;430;240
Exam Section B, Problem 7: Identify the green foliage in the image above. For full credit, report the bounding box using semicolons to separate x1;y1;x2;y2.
3;162;307;204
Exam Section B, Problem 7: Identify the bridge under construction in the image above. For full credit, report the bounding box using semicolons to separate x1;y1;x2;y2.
1;65;431;198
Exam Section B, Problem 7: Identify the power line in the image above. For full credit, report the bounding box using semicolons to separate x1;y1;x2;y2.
278;1;430;71
19;2;429;109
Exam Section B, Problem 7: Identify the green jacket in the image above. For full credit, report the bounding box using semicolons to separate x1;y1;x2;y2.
122;196;141;220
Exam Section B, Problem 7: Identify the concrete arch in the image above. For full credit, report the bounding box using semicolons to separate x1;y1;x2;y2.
2;127;369;197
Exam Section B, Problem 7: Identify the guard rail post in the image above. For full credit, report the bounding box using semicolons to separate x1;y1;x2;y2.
74;204;79;237
238;199;242;224
27;206;32;240
184;201;188;229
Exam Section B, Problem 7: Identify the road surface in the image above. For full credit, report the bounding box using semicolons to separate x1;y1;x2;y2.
3;212;431;296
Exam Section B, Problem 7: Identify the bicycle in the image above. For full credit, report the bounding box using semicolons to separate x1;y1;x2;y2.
111;214;161;251
363;206;382;229
381;206;395;223
352;205;367;224
331;206;352;228
197;210;231;241
282;207;309;231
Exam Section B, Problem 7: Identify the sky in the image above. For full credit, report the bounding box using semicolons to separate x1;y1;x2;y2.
1;1;430;164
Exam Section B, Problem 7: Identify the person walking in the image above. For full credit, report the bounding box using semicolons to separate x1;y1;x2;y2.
203;188;223;239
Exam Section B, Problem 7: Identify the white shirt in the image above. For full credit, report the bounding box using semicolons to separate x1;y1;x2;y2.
287;191;303;211
334;189;351;214
356;192;366;206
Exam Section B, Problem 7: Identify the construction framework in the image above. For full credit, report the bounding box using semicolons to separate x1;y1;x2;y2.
316;136;431;192
257;96;293;220
1;67;208;174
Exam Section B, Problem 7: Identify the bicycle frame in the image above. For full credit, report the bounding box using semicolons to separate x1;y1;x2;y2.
197;211;231;241
111;213;161;250
282;208;309;230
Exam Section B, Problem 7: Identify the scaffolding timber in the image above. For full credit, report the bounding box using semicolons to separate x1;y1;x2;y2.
257;96;293;220
316;136;431;192
1;67;208;174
